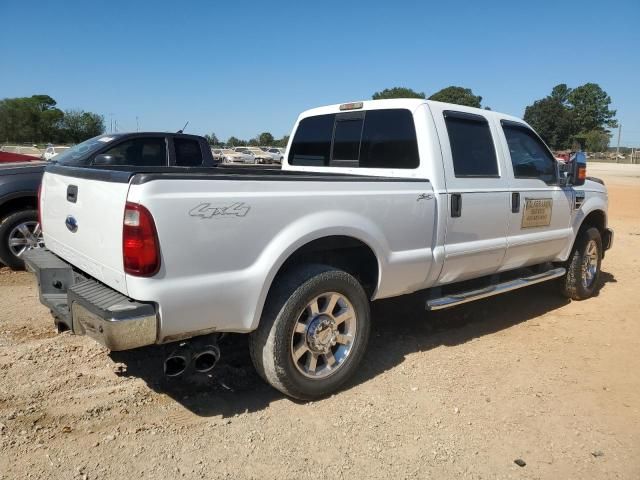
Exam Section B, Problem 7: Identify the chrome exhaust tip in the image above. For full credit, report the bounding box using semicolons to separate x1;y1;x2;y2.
192;345;221;373
164;344;192;377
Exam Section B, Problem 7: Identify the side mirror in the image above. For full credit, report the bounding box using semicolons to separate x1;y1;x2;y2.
93;154;117;166
567;151;587;186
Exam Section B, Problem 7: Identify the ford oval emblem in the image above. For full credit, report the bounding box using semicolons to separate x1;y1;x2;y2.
65;215;78;233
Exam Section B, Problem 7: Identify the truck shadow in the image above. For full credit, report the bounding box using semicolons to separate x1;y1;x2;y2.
111;270;616;417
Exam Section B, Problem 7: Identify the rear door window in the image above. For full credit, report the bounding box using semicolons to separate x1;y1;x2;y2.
174;138;203;166
288;109;419;169
444;111;498;177
96;137;167;166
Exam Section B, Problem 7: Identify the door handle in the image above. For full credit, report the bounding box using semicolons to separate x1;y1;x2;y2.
451;193;462;218
512;192;520;213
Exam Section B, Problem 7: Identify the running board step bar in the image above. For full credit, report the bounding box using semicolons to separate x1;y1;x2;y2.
426;267;566;311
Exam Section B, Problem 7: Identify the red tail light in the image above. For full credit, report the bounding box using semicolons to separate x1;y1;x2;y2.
37;183;43;229
123;202;160;276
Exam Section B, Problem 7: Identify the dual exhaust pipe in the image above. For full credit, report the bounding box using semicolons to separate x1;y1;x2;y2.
164;342;221;378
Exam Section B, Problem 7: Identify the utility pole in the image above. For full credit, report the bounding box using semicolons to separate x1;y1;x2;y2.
136;116;139;132
109;113;114;133
615;124;622;163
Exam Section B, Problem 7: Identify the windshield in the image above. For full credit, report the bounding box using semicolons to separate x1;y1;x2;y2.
53;135;118;166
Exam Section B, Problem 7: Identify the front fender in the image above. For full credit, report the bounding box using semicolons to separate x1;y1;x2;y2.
558;191;608;261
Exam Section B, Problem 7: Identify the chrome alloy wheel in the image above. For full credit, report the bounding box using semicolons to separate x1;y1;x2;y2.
581;239;599;288
291;292;357;379
8;221;44;257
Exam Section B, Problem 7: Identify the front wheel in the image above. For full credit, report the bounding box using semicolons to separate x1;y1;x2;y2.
249;264;371;400
0;209;44;270
561;227;602;300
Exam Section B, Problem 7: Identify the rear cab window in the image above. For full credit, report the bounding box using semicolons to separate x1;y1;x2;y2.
174;138;203;166
288;109;419;170
94;137;167;166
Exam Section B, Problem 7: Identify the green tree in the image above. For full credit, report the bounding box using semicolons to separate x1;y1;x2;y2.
372;87;425;100
275;135;289;148
258;132;274;145
567;83;618;132
577;129;610;152
524;97;575;149
428;86;482;108
549;83;572;104
523;83;617;150
204;132;219;145
227;136;246;146
60;110;105;143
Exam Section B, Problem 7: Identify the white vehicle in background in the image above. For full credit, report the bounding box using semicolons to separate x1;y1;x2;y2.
267;148;284;163
235;147;271;164
43;146;70;161
24;99;612;401
0;145;42;158
223;148;253;164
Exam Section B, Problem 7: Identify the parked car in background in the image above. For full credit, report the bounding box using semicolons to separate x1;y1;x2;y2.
0;161;45;269
42;145;70;161
0;151;40;163
0;145;42;158
221;148;254;164
211;148;225;162
236;146;273;164
267;148;284;163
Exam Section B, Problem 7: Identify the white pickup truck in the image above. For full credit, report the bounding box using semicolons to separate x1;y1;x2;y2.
24;99;613;400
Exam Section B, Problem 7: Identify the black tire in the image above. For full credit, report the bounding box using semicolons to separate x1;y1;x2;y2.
0;209;42;270
561;227;602;300
249;264;371;400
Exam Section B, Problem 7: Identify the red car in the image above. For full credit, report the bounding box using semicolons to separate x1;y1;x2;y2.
0;151;40;163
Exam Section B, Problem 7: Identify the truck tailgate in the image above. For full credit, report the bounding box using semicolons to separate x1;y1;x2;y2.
41;171;130;294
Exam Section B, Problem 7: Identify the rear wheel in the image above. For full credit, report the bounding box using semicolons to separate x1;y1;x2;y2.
249;264;370;400
0;209;44;270
561;227;602;300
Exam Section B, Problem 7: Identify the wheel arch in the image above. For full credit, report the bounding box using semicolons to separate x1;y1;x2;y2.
250;222;385;331
0;192;38;221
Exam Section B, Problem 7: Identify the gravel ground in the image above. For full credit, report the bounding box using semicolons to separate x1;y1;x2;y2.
1;164;639;479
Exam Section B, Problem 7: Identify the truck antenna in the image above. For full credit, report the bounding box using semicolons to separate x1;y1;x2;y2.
177;121;189;134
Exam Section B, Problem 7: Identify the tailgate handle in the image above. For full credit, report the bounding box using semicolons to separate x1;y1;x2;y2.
67;185;78;203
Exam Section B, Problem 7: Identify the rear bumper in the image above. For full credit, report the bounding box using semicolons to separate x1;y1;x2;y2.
23;249;157;351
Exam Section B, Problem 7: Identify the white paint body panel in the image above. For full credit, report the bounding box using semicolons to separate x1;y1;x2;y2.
41;172;128;291
39;99;610;344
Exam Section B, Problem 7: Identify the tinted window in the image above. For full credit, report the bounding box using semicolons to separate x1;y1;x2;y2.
444;112;498;177
289;109;418;169
360;109;419;169
289;114;335;166
502;122;557;184
97;137;166;166
175;138;203;166
332;116;363;165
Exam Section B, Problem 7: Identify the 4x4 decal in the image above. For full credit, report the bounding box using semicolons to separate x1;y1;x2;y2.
189;202;250;219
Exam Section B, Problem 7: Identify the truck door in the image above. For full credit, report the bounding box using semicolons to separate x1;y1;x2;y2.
497;120;573;270
432;108;510;284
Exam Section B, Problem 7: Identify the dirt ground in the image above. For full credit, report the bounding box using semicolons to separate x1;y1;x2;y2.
1;163;639;480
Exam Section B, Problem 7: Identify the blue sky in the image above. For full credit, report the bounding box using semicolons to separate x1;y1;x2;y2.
1;0;639;145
